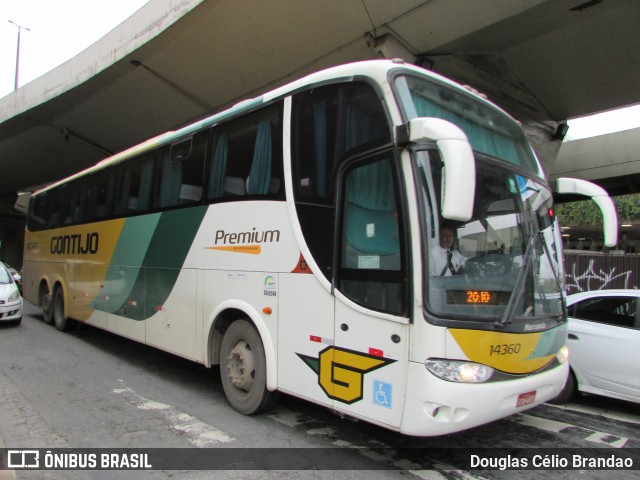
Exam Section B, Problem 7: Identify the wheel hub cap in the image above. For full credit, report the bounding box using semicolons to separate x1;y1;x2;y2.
227;340;255;392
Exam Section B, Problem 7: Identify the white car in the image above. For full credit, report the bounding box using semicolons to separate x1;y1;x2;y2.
0;262;23;325
552;289;640;404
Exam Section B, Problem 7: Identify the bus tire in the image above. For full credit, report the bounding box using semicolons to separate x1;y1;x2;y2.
219;320;278;415
549;369;576;404
53;287;69;332
40;285;54;325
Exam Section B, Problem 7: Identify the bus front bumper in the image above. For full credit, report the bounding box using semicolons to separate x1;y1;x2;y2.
400;360;568;436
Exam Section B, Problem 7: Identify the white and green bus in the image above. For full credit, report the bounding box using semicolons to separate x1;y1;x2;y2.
23;59;617;436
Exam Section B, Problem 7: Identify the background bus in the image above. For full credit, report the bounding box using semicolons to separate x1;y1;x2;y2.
22;59;617;436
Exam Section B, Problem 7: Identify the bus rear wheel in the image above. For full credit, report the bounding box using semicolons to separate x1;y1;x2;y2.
219;320;277;415
40;286;54;325
53;287;69;332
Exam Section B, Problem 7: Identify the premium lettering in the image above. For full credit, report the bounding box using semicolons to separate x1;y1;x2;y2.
214;228;280;245
50;232;99;255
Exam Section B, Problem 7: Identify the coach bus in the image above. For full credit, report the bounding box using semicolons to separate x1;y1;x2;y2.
22;59;617;436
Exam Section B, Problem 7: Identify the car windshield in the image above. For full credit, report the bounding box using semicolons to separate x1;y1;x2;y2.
415;152;566;330
0;265;11;284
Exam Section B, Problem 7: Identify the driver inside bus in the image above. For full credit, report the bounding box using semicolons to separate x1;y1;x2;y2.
430;223;467;276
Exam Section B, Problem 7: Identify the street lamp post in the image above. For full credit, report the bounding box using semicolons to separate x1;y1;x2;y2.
8;20;31;91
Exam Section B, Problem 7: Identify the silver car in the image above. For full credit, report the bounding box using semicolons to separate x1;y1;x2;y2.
0;262;23;325
552;289;640;404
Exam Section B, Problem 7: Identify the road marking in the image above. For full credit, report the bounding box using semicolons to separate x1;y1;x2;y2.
584;431;628;448
269;407;485;478
513;414;573;433
512;413;628;448
268;408;306;428
546;402;640;425
113;379;234;446
307;426;337;436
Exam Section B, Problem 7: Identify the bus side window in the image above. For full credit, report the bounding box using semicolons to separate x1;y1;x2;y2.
115;153;156;215
158;147;180;208
68;181;87;224
291;81;391;281
95;172;116;219
246;120;273;195
292;82;390;203
74;173;110;224
61;184;76;225
207;131;229;198
206;103;283;201
158;131;208;208
45;190;63;228
28;194;47;231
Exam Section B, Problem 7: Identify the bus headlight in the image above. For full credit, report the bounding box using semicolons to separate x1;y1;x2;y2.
556;345;569;364
425;359;494;383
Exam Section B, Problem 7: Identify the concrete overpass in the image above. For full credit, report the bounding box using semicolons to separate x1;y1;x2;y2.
551;127;640;196
1;0;640;265
549;127;640;250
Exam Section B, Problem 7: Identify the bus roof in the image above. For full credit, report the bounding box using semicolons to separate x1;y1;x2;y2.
33;59;501;196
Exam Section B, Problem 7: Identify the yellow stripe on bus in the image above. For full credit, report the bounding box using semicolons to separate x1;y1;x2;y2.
449;328;558;374
205;245;262;254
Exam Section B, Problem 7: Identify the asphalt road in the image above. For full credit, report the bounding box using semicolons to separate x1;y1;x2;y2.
0;302;638;479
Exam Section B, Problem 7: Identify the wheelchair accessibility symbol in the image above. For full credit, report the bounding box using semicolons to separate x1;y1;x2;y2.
373;380;392;409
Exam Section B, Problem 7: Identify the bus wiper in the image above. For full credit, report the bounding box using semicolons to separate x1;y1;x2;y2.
495;233;538;328
538;230;568;321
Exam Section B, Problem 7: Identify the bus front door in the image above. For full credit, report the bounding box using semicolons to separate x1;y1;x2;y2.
331;153;410;428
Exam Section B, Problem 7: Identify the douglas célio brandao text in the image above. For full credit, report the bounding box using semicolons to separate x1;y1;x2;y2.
470;453;634;470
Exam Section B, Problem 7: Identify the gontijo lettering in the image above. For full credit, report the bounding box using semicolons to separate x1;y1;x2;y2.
50;232;99;255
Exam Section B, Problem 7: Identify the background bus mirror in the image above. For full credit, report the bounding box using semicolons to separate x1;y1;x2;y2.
408;118;475;221
555;177;618;247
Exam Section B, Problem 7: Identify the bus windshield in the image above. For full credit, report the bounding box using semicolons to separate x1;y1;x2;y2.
395;74;543;178
415;153;565;329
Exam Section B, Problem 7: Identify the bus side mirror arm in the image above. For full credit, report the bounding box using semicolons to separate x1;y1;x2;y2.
399;118;475;221
554;177;618;247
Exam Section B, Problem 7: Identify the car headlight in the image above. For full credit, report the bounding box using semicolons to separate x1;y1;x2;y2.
8;289;21;302
425;359;494;383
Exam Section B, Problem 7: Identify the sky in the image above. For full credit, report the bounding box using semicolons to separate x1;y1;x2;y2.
565;104;640;141
0;0;149;97
1;0;639;141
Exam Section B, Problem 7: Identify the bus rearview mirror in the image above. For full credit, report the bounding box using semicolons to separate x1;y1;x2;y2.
555;177;618;247
408;118;475;221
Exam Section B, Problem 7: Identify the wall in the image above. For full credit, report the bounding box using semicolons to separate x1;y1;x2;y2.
564;251;639;293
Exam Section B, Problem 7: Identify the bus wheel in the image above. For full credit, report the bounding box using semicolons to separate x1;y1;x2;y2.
53;288;69;332
219;320;277;415
40;286;54;325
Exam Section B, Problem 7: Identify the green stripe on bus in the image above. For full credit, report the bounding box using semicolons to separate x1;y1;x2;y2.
113;206;207;320
90;214;161;315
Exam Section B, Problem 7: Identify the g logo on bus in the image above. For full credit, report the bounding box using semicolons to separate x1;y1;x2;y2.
297;346;395;404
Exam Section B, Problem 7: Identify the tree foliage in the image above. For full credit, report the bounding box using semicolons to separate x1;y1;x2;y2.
556;193;640;226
